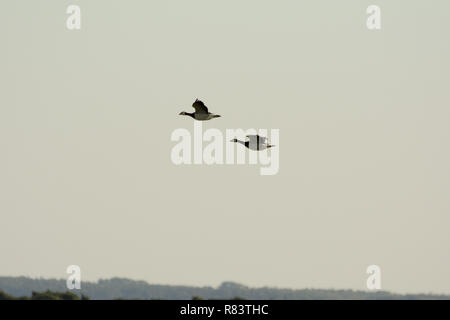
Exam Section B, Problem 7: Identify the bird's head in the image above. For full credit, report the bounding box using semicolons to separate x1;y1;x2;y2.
179;111;188;116
230;138;238;143
212;114;221;118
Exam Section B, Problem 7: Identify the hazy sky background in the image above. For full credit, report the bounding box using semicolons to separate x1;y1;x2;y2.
1;0;449;294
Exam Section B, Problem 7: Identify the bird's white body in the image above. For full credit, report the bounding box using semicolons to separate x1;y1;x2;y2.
232;135;274;151
247;143;270;151
247;135;268;150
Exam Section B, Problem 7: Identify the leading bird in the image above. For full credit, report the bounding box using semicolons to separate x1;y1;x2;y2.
179;99;221;121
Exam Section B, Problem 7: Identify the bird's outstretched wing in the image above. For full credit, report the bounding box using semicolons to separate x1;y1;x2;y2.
192;99;209;114
247;135;267;144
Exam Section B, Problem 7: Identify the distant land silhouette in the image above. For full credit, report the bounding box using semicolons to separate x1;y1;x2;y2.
1;277;449;300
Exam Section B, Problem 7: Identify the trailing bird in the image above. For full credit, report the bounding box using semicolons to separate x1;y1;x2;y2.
231;135;275;151
179;99;221;121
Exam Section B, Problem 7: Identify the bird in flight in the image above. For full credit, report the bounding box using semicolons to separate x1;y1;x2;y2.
179;99;221;121
231;135;275;151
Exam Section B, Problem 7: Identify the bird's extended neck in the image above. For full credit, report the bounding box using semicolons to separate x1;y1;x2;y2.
235;140;248;147
180;112;195;119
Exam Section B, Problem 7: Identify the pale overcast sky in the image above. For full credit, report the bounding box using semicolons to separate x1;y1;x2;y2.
1;0;449;294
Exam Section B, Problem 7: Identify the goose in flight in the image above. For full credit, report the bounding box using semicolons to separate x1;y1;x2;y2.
179;99;221;121
231;135;275;151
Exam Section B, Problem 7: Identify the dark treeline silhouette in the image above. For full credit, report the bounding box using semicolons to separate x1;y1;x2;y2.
0;289;89;300
0;277;449;300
